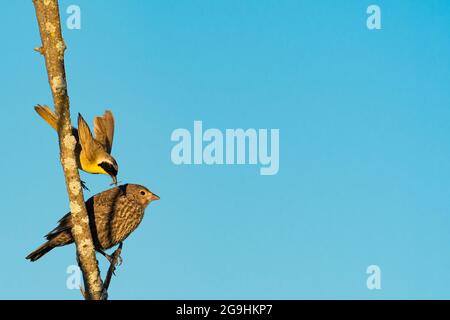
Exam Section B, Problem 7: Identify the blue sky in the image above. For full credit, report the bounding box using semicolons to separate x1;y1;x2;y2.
1;0;450;299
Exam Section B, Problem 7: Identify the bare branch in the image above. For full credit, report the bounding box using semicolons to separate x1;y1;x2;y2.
34;46;44;54
32;0;104;300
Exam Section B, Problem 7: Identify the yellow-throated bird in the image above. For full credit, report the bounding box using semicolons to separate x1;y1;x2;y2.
34;105;119;186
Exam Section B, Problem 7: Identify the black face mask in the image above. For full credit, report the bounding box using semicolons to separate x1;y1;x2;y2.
99;162;118;177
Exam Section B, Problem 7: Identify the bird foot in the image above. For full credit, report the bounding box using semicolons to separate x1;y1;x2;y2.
110;180;121;187
105;252;122;277
80;180;90;191
105;250;122;267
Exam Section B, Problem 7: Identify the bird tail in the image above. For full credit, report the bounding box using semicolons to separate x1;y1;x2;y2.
26;241;54;262
34;105;58;131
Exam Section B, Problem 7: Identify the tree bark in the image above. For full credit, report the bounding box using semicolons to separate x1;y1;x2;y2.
32;0;104;300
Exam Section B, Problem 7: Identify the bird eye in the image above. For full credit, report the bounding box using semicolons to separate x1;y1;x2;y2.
140;191;146;196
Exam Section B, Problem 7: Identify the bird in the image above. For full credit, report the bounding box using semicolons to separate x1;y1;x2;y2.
34;105;119;186
26;184;160;262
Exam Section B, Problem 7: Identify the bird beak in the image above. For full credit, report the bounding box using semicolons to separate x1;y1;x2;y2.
151;194;160;201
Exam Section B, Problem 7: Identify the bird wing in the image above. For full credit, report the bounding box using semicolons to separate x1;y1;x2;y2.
78;113;97;162
94;110;115;154
46;212;72;240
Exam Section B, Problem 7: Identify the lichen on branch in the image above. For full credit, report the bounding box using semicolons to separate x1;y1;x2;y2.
32;0;104;300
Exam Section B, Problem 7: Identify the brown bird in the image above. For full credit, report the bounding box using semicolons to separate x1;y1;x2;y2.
26;184;160;262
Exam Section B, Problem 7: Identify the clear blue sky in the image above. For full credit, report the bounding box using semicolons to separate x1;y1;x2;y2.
1;0;450;299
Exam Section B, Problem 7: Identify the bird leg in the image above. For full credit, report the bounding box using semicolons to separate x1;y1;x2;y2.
97;245;123;266
112;243;123;266
80;180;90;191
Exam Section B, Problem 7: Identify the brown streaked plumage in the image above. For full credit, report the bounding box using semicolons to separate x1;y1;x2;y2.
26;184;160;262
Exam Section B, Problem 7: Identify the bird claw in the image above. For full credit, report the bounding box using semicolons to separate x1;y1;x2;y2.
106;253;122;277
80;180;90;191
105;251;122;268
110;180;121;187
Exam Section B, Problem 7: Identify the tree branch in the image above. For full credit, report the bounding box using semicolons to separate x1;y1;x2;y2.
101;243;123;300
32;0;104;300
